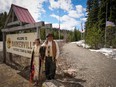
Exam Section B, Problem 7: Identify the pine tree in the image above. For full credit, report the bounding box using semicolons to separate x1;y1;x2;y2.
98;0;106;30
85;0;93;41
0;12;8;41
85;0;99;28
98;0;111;30
73;27;78;41
85;0;93;29
90;0;99;25
86;25;102;49
109;0;116;23
85;0;99;36
85;0;104;48
73;27;81;41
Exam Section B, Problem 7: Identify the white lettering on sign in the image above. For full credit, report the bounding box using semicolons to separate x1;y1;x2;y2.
6;33;37;58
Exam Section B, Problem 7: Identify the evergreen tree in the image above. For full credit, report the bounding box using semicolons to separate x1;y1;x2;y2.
85;0;105;48
109;0;116;23
0;12;7;41
98;0;111;30
98;0;105;30
85;0;93;29
85;0;99;28
86;25;102;49
85;0;99;41
90;0;99;25
40;28;46;40
73;27;81;41
77;30;81;41
73;27;78;41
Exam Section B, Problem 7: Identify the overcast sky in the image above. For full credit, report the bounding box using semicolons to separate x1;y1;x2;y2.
0;0;87;30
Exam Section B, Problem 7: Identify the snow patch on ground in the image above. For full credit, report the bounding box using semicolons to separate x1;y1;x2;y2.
72;40;90;49
90;48;113;56
90;48;116;60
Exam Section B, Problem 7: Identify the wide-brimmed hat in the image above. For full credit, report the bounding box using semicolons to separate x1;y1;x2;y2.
46;33;53;37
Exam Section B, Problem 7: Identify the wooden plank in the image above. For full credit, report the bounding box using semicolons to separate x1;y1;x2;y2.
1;22;45;32
7;21;20;26
2;32;6;63
41;24;52;29
45;24;52;28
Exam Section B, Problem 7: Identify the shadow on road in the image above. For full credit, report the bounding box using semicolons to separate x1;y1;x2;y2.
56;74;86;87
17;66;30;80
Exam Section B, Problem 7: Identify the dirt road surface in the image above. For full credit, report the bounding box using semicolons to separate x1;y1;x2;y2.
59;43;116;87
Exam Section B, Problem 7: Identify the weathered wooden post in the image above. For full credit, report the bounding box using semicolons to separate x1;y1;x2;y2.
2;32;6;63
9;53;13;66
36;27;39;38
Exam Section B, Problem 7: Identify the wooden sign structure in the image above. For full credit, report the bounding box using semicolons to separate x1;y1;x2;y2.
6;33;37;58
1;4;52;63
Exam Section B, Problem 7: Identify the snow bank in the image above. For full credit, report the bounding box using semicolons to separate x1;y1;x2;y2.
90;48;116;60
90;48;113;56
72;40;91;49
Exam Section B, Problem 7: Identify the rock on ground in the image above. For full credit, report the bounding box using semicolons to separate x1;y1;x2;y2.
42;80;64;87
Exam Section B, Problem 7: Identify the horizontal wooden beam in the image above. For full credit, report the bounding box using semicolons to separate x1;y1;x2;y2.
7;21;20;26
40;24;52;29
1;22;45;32
45;24;52;28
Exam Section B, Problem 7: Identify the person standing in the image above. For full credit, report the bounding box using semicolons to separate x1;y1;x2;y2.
42;33;59;80
30;38;42;85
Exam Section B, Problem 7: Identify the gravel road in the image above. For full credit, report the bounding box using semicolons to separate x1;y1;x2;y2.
58;43;116;87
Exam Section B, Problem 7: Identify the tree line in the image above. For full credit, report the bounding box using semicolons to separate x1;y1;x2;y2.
85;0;116;49
39;27;81;42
